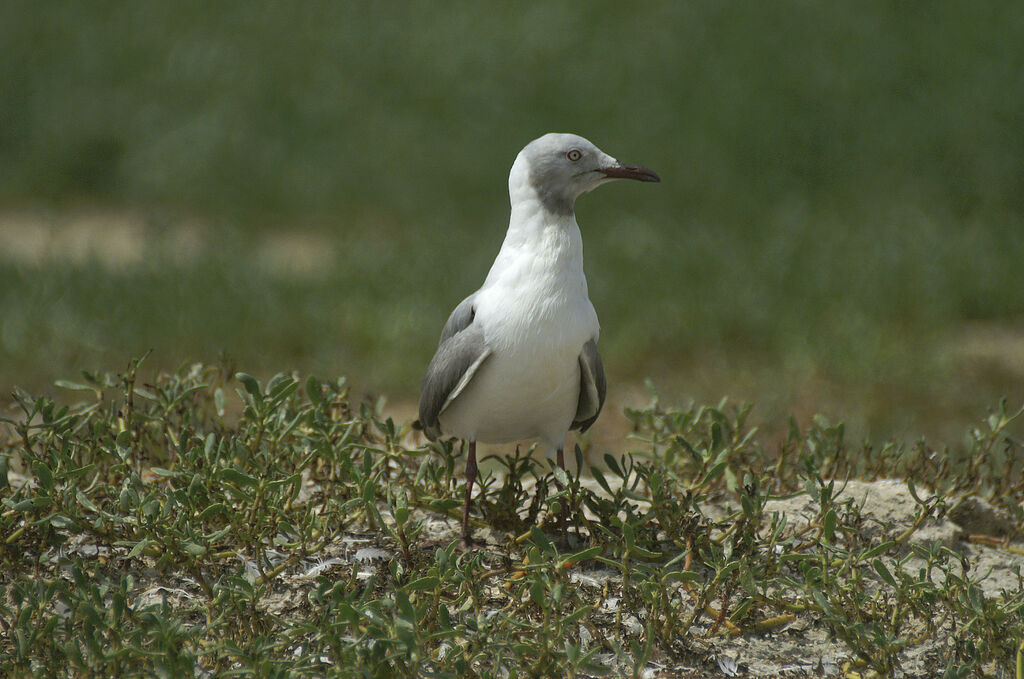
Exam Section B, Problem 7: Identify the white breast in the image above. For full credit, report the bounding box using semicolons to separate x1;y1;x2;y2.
438;205;599;448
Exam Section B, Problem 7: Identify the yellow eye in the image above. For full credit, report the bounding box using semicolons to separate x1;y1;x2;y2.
566;149;582;161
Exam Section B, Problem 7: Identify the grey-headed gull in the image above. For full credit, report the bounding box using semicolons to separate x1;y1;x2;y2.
419;133;660;543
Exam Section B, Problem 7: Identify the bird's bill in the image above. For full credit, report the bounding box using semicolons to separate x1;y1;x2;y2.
599;163;661;183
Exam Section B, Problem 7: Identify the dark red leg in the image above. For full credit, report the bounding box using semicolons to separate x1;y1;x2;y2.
556;446;568;545
461;440;478;546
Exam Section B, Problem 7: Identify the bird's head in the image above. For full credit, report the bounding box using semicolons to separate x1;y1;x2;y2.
510;133;660;215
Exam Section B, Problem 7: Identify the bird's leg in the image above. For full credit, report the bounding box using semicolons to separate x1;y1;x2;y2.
555;446;569;547
461;440;478;547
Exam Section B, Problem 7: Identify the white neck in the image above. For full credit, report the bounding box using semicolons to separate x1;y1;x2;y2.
483;190;586;290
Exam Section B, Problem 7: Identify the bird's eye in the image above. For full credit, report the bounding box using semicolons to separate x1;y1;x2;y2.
566;149;582;161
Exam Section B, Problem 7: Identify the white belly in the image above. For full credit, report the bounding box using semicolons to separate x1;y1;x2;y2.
440;339;581;446
438;281;598;447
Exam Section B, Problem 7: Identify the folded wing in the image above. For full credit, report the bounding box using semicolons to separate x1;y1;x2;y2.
418;293;492;440
572;337;606;432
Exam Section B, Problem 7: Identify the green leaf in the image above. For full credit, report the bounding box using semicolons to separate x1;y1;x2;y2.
860;541;895;560
54;380;99;392
621;488;648;502
872;558;897;587
530;580;545;607
34;461;54;493
710;421;724;452
267;472;302;492
730;597;755;622
7;497;51;511
739;567;758;595
395;590;415;620
203;526;232;542
714;560;741;582
740;493;754;519
669;569;702;586
823;508;837;542
427;498;460;512
627;543;663;561
197;503;228;521
558;545;602;568
236;373;262;400
182;541;207;556
559;604;594;627
140;497;160;518
214;387;226;417
218;468;258;488
268;374;298;399
590;466;612;494
702;460;728;486
43;513;75;529
306;375;323;406
405;576;439;592
811;589;834;615
530;525;554;555
438;603;452;629
134;386;158;401
128;539;150;558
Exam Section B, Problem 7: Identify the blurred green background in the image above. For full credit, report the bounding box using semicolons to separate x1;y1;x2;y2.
2;1;1023;442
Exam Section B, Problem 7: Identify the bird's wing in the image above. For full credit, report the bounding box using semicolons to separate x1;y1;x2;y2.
572;337;606;433
438;293;476;345
418;293;492;441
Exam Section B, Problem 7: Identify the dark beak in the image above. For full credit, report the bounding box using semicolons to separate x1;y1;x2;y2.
599;163;661;183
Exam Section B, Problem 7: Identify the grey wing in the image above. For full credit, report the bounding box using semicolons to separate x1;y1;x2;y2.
571;337;606;432
418;293;491;441
438;293;477;345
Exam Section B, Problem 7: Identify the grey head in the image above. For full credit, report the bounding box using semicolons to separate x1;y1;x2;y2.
509;133;660;215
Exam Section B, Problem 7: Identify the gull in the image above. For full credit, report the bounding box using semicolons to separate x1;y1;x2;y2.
418;132;660;544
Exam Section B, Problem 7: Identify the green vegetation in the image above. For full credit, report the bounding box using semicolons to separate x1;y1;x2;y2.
2;361;1023;676
1;2;1024;440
